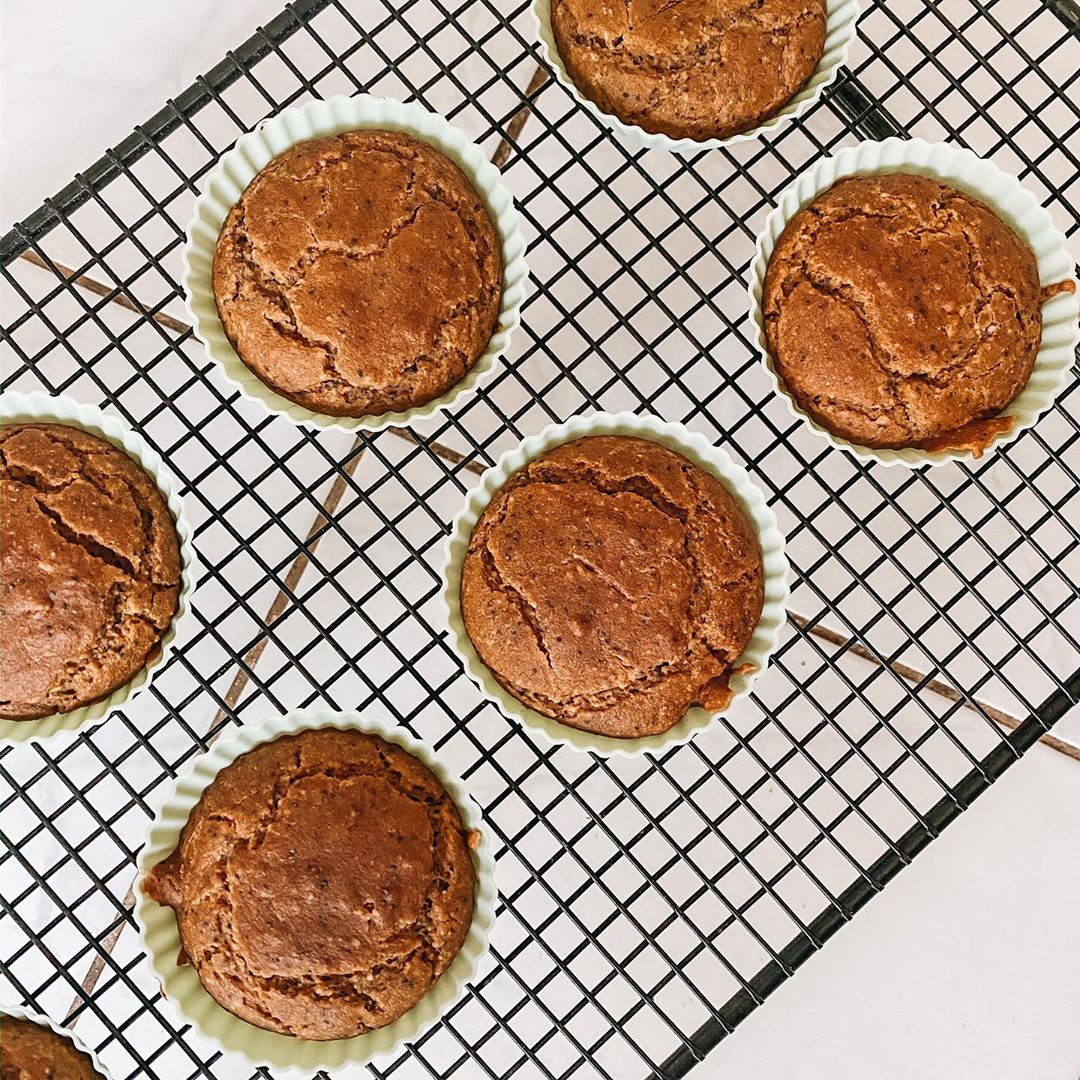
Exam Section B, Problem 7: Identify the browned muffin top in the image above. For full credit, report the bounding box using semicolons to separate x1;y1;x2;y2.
762;173;1047;454
551;0;827;141
212;129;503;419
0;424;181;721
142;729;477;1040
1;1016;103;1080
460;435;764;739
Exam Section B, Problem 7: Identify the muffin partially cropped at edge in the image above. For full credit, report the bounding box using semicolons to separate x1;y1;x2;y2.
762;172;1076;456
142;728;478;1040
459;435;764;740
1;1014;105;1079
212;129;503;419
0;423;181;721
549;0;828;141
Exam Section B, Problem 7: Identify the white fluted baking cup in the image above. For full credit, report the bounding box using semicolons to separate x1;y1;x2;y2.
0;1005;114;1078
182;94;528;430
532;0;861;153
0;392;196;745
135;709;496;1075
443;411;790;756
748;137;1080;467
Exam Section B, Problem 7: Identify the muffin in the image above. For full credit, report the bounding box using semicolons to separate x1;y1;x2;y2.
460;435;764;739
212;129;503;419
0;423;181;721
550;0;827;141
142;729;477;1040
761;173;1058;455
1;1015;103;1079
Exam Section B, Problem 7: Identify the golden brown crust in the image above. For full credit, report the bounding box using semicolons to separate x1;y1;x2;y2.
551;0;826;141
212;129;503;418
142;729;477;1040
0;423;181;721
1;1016;103;1079
460;435;764;739
762;173;1045;452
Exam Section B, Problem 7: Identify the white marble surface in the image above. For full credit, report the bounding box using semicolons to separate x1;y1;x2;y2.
1;0;287;226
2;3;1080;1079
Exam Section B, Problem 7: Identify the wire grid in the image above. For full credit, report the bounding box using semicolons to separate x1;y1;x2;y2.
1;1;1079;1077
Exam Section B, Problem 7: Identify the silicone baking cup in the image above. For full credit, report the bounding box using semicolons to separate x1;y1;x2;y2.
0;392;196;745
135;708;497;1075
748;137;1080;467
182;94;528;430
0;1005;114;1078
532;0;861;153
443;411;790;756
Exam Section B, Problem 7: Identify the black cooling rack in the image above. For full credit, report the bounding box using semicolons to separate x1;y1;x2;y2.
2;1;1079;1078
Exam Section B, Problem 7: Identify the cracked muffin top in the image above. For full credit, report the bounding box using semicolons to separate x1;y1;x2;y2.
212;129;503;419
550;0;827;141
142;728;478;1040
762;173;1054;455
1;1016;103;1080
0;423;181;722
460;435;764;739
